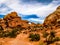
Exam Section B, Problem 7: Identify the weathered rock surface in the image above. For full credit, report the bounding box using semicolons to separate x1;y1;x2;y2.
44;6;60;26
0;12;32;29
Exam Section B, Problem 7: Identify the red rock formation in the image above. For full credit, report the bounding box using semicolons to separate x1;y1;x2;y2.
0;12;32;29
3;12;21;20
43;6;60;26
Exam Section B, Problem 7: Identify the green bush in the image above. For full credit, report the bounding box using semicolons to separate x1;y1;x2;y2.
8;28;18;38
29;33;40;41
0;28;18;38
8;31;16;38
0;26;23;38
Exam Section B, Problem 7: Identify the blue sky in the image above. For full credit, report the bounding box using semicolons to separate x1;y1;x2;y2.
0;0;60;23
21;0;52;4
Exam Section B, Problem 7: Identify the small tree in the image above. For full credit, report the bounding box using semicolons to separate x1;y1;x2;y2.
29;33;40;41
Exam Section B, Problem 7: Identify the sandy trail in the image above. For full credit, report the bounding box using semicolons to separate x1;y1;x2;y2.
3;33;33;45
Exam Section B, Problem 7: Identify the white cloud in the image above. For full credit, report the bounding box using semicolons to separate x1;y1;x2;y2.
28;18;44;23
0;0;60;23
0;0;60;17
0;0;7;4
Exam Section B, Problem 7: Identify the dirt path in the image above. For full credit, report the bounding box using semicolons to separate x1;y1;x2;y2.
3;33;33;45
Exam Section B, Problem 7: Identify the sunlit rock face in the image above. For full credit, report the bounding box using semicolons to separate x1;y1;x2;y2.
3;12;21;20
43;6;60;26
2;12;22;28
0;12;32;29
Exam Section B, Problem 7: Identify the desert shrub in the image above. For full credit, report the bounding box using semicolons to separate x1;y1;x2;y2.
43;30;60;45
0;28;18;38
8;31;16;38
8;28;18;38
0;26;3;30
0;31;3;37
46;31;56;44
29;33;40;41
46;37;60;45
43;30;49;38
0;31;8;37
50;31;56;37
0;25;22;38
53;37;60;41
